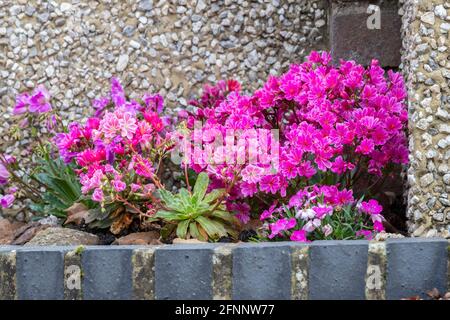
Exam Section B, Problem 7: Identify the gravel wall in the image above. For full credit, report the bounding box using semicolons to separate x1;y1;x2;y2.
401;0;450;237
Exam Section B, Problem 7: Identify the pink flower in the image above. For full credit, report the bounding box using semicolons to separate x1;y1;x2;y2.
373;220;384;232
268;217;296;239
241;165;265;183
0;194;14;208
130;183;141;192
290;229;308;242
119;112;138;140
0;163;10;184
259;175;281;194
322;224;333;237
28;85;52;113
260;202;278;220
92;188;104;202
100;112;121;139
13;93;30;115
312;205;333;219
356;230;373;240
358;199;383;215
111;180;126;192
356;138;375;155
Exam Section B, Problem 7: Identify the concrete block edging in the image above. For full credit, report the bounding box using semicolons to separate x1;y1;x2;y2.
0;239;448;300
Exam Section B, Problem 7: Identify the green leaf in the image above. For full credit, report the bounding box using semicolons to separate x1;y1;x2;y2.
157;189;175;205
203;189;226;203
195;216;227;240
189;222;201;240
193;172;209;200
209;210;239;225
154;210;182;221
176;219;190;239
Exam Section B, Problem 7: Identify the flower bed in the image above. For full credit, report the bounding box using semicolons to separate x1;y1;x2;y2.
0;238;448;300
0;51;409;245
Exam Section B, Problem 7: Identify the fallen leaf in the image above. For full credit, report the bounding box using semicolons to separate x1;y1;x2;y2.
110;213;133;235
64;202;89;226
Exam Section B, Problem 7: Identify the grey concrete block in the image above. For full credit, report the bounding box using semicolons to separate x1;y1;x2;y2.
386;238;448;300
16;247;67;300
232;242;292;300
330;0;401;66
82;247;133;300
309;240;369;300
155;244;215;300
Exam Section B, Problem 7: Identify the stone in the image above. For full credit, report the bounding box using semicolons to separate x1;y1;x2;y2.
45;65;55;77
434;5;447;20
0;219;25;244
172;238;206;244
11;222;49;245
116;54;129;72
113;231;161;245
138;0;153;12
443;174;450;185
330;1;401;66
420;12;435;25
419;173;434;187
25;227;99;246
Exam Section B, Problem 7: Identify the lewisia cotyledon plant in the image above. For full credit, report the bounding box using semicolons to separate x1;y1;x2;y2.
179;51;408;241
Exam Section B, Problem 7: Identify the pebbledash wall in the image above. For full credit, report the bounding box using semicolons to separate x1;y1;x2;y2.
0;1;449;235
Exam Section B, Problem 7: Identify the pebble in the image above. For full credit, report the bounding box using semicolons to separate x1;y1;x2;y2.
116;54;129;72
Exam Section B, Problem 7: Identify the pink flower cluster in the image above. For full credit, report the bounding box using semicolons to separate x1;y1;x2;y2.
0;158;16;208
54;78;171;205
261;185;385;241
182;51;408;238
13;85;52;114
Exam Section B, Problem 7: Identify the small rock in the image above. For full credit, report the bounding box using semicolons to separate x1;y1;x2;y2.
420;12;435;25
116;54;129;72
11;222;50;245
60;3;72;12
374;232;405;241
434;5;447;20
420;173;434;187
25;227;99;246
172;238;206;244
0;219;25;244
45;65;55;77
112;231;161;245
443;174;450;185
138;0;153;12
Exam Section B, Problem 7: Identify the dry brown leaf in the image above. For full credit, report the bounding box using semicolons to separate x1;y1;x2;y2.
110;213;133;235
64;202;89;226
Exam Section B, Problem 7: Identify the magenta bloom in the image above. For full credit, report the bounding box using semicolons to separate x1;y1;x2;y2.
92;188;104;202
358;199;383;215
0;163;9;185
13;92;30;115
28;86;52;113
0;194;15;208
290;230;308;242
111;180;126;192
